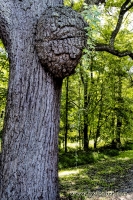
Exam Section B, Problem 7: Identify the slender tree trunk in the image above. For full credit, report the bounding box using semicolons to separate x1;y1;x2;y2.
65;77;69;153
83;75;89;151
111;115;116;148
116;75;122;149
78;76;82;148
94;83;103;149
116;117;122;148
94;128;100;149
79;66;88;151
110;71;116;148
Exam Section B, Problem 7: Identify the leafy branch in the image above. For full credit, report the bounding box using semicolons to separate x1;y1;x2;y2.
95;43;133;59
95;0;133;59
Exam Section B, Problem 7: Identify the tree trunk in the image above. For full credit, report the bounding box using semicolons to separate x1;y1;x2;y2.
0;0;87;198
94;82;104;149
94;128;99;149
0;1;63;199
116;117;122;148
115;74;122;149
65;77;69;153
78;76;82;149
83;75;89;151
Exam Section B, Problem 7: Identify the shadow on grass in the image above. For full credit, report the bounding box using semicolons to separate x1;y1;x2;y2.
59;150;133;199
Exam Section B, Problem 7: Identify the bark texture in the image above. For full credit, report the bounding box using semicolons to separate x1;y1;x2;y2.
0;0;80;200
35;6;87;78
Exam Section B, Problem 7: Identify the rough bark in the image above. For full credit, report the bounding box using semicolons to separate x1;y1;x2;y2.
0;0;86;199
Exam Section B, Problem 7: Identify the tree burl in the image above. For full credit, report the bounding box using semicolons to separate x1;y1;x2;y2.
35;5;87;79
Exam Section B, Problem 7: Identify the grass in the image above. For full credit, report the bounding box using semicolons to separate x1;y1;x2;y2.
59;150;133;199
58;148;120;169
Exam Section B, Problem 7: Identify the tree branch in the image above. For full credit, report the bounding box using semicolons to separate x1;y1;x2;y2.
85;0;105;5
95;43;133;59
110;0;133;48
93;0;133;60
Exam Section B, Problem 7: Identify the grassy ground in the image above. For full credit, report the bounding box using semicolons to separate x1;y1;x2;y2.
59;150;133;199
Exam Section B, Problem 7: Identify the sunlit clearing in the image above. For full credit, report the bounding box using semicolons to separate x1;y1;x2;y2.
59;168;82;177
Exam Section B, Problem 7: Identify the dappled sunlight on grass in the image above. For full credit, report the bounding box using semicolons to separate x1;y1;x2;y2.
59;150;133;199
59;168;82;177
117;157;130;161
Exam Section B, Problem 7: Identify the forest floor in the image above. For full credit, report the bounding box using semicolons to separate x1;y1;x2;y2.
59;150;133;200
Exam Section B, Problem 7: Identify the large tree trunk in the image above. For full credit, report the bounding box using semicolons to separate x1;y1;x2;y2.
0;0;86;199
0;1;63;199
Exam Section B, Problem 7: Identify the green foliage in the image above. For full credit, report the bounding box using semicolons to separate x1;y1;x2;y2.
81;3;100;60
0;40;9;137
106;0;129;8
64;0;84;11
81;3;100;29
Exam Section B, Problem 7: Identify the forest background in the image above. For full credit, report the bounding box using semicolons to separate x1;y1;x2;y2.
1;0;133;168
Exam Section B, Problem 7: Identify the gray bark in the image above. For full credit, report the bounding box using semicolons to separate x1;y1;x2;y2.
0;0;62;199
0;0;86;199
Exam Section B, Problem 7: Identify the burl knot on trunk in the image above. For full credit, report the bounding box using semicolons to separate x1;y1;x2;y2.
35;5;87;79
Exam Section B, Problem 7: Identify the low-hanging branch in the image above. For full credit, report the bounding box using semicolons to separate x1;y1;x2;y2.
95;0;133;59
95;43;133;59
110;0;133;47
